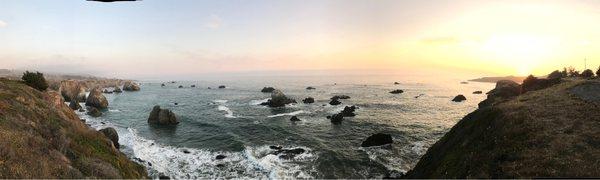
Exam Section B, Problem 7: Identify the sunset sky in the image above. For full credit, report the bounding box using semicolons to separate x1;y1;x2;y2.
1;0;600;78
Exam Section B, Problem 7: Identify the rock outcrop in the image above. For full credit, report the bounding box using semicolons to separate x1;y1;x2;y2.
521;75;560;93
122;81;140;91
361;133;393;147
261;87;275;93
260;89;296;107
478;80;521;108
452;95;466;102
147;105;179;125
340;106;357;117
389;89;404;94
327;113;344;124
302;97;315;104
85;88;108;109
59;80;87;102
100;127;120;149
112;86;122;93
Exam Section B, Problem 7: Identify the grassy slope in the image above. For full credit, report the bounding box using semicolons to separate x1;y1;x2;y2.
0;79;147;178
405;79;600;178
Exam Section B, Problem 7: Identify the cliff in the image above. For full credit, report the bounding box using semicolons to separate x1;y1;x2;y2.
0;78;147;178
405;79;600;178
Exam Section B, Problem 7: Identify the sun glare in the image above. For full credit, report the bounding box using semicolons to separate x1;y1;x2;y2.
481;34;558;75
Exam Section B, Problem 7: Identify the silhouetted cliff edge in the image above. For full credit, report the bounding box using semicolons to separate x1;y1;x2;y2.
0;78;147;178
405;79;600;178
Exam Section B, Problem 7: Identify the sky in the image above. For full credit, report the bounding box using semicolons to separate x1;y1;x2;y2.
1;0;600;79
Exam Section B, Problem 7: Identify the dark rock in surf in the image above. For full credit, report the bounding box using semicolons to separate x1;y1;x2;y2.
329;98;342;105
394;82;400;85
69;100;81;110
306;86;316;90
329;113;344;124
191;85;196;88
389;89;404;94
218;85;226;89
473;91;483;94
147;105;179;125
340;106;357;117
290;116;301;121
178;85;183;88
161;83;166;87
112;86;122;93
261;87;276;93
271;148;306;159
215;155;227;160
102;89;113;94
260;89;296;107
269;145;283;150
331;95;350;100
182;149;190;154
99;127;120;149
86;106;102;117
302;97;315;104
361;133;393;147
452;95;467;102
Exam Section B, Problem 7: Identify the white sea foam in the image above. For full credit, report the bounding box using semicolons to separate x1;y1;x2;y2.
267;110;306;118
213;99;228;103
249;98;270;105
217;105;236;118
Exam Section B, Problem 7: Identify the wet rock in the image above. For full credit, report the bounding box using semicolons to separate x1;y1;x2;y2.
302;97;315;104
78;108;85;112
290;116;301;121
306;86;316;90
329;98;342;105
86;106;102;117
102;89;113;94
158;174;170;179
122;81;141;91
182;149;190;154
389;89;404;94
174;102;178;105
69;100;81;110
328;113;344;124
260;89;296;107
161;83;166;87
191;85;196;88
340;106;357;117
394;82;400;85
473;91;483;94
207;87;212;89
218;85;226;89
361;133;393;147
147;105;179;125
269;145;283;150
215;155;227;160
178;85;183;88
452;95;467;102
331;95;350;100
261;87;276;93
85;88;108;109
99;127;119;149
112;86;122;93
271;148;306;159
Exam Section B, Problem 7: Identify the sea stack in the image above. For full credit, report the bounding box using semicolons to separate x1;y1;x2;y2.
123;81;141;91
85;88;109;109
148;105;179;125
260;89;296;107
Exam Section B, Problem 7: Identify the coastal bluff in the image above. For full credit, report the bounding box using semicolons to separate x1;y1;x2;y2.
405;79;600;178
0;78;147;178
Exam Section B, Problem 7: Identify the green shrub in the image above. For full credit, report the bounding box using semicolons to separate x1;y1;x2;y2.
21;71;49;91
547;70;562;79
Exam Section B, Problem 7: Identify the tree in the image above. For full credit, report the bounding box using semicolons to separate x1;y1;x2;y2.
560;68;568;78
596;66;600;77
581;69;594;78
547;70;562;79
21;71;48;91
567;66;580;77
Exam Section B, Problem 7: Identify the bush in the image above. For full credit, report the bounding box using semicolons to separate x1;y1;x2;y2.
560;68;568;78
521;74;560;93
21;71;49;91
581;69;594;78
596;66;600;77
547;70;562;79
567;67;580;77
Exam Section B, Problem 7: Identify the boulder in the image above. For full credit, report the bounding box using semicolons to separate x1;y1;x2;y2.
85;88;108;109
329;98;341;105
215;155;227;160
99;127;120;149
290;116;301;121
161;83;166;87
59;80;86;102
178;85;183;88
122;81;140;91
331;95;350;100
302;97;315;104
102;89;113;94
147;105;179;125
260;89;296;107
261;87;276;93
340;106;357;117
361;133;393;147
328;113;344;124
112;86;122;93
452;95;466;102
394;82;400;85
473;91;483;94
69;100;81;110
270;148;306;160
87;106;102;117
218;85;226;89
306;87;316;90
191;85;196;88
389;89;404;94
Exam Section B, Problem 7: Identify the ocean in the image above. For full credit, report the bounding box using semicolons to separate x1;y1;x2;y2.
74;74;494;179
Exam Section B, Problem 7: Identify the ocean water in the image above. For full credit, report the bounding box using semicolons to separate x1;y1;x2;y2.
75;74;494;179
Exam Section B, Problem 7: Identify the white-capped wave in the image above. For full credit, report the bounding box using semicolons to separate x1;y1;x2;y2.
249;98;269;105
218;105;236;118
213;100;228;103
267;110;306;118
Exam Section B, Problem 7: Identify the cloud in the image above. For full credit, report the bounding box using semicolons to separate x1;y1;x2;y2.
421;36;459;44
0;20;7;28
204;14;222;29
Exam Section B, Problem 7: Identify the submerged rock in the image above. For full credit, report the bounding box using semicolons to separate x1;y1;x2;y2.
329;98;342;105
290;116;301;121
99;127;119;149
452;95;467;102
85;88;108;109
306;86;316;90
87;106;102;117
122;81;140;91
218;85;226;89
69;100;81;110
261;87;276;93
340;106;357;117
361;133;393;147
260;89;296;107
389;89;404;94
302;97;315;104
328;113;344;124
147;105;179;125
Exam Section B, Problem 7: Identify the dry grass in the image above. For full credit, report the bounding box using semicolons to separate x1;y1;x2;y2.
0;79;147;178
405;79;600;178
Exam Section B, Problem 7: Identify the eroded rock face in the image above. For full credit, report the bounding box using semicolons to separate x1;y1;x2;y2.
361;133;393;147
122;81;140;91
59;80;86;102
260;89;296;107
100;127;119;149
147;105;179;125
85;88;108;109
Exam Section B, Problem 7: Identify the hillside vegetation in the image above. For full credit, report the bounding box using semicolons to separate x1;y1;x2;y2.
405;79;600;178
0;78;146;178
